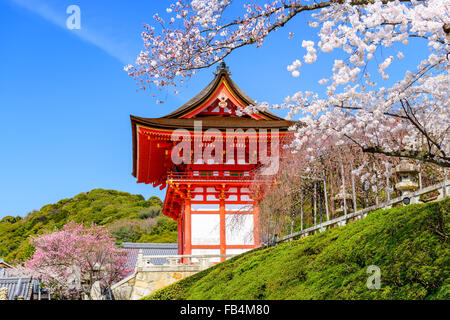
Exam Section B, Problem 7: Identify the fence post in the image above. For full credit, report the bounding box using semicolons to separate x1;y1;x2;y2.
323;170;330;221
418;161;423;190
300;193;304;231
351;164;357;213
444;168;447;198
266;211;271;247
341;163;348;217
373;164;379;206
137;249;143;269
313;181;317;226
385;163;390;209
289;215;294;242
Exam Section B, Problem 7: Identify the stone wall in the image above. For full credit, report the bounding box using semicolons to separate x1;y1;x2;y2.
0;287;8;300
111;267;199;300
111;273;136;300
134;269;197;300
111;253;236;300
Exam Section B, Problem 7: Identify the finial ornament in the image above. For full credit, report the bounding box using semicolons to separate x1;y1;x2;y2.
214;61;231;74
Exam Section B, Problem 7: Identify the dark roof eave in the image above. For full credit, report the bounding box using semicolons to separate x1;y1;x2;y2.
130;115;298;130
131;116;138;178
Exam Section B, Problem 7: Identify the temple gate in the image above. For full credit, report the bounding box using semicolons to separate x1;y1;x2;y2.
130;62;294;261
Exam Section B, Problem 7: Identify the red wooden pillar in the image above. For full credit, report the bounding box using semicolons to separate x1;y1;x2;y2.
253;202;260;247
219;198;226;262
183;199;191;263
177;216;183;255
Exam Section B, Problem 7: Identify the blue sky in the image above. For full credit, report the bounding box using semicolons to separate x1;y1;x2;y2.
0;0;425;218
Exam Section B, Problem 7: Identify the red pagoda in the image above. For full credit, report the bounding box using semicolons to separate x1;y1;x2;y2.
131;62;294;261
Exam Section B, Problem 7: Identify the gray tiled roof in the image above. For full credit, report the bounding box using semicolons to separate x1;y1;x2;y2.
121;243;178;273
0;277;35;300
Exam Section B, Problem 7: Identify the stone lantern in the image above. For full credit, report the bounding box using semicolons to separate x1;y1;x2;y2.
333;191;353;215
394;159;419;197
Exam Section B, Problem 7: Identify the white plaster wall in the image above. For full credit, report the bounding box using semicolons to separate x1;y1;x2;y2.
191;194;204;201
225;214;254;245
226;248;251;255
191;214;220;245
191;204;220;211
225;203;253;211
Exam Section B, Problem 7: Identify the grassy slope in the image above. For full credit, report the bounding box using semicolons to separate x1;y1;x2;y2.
146;199;449;300
0;189;176;262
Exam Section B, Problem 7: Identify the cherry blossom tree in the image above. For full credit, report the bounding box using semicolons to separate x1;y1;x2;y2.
126;0;449;167
12;222;131;300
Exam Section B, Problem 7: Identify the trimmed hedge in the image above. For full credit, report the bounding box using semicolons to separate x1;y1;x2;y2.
145;199;449;300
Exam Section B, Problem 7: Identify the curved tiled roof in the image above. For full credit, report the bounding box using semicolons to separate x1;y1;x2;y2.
0;258;12;269
0;277;35;300
130;62;298;179
163;62;283;120
121;243;178;274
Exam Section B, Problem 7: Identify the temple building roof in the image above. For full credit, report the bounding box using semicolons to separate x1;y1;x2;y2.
0;258;12;269
162;62;284;120
0;277;35;300
121;243;178;273
130;62;296;185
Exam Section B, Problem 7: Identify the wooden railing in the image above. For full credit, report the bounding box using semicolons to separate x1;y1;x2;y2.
136;252;238;270
276;180;449;243
168;171;253;181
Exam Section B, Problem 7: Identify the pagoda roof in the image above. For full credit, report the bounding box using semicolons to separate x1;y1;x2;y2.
162;62;283;120
130;62;297;181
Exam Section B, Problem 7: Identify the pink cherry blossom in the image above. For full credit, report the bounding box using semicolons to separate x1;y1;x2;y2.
12;222;131;299
126;0;449;168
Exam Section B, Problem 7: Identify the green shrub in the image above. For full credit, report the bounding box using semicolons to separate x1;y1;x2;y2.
144;199;449;300
137;206;161;219
0;189;172;263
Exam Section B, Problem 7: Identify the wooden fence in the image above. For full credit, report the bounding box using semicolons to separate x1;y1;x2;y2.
276;180;449;243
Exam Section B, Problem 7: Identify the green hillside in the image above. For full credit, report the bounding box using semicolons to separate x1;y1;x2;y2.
0;189;176;262
146;198;449;300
